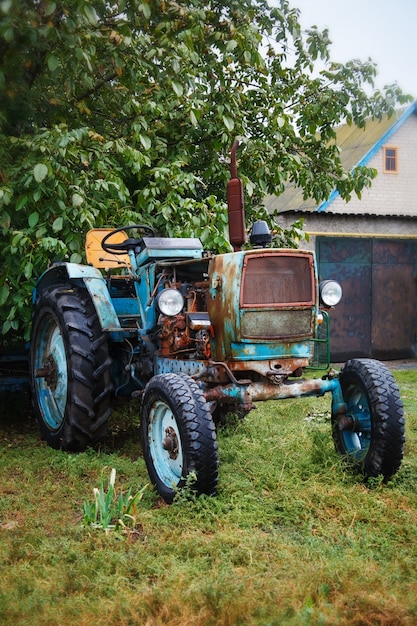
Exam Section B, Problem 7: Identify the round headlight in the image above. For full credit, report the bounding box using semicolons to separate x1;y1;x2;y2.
319;280;342;307
157;289;184;316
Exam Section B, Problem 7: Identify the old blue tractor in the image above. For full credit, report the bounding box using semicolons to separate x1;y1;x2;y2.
28;142;405;502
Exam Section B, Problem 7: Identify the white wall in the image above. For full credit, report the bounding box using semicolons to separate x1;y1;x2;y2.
327;114;417;217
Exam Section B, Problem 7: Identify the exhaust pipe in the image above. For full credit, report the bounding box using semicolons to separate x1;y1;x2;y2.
227;140;246;251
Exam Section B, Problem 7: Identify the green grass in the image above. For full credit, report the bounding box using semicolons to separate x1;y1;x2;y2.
1;370;417;625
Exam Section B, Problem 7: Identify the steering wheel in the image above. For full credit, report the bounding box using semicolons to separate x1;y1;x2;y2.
101;224;156;255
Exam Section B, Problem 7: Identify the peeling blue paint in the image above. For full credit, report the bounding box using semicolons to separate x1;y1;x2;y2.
230;341;310;360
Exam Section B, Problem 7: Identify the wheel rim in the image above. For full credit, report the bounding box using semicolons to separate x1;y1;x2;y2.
341;383;372;461
33;314;68;430
148;400;184;489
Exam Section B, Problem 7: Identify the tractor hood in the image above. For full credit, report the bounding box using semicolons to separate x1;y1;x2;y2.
206;248;317;363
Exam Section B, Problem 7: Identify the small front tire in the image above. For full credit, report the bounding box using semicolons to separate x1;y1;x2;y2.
332;358;405;481
141;373;219;503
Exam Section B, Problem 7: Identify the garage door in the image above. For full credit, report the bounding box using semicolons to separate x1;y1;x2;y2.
317;237;417;361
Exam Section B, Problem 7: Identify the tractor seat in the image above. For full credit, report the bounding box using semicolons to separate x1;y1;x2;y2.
85;229;131;269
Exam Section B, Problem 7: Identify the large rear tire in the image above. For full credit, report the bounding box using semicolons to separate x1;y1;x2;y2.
30;283;112;451
332;358;405;481
141;373;219;503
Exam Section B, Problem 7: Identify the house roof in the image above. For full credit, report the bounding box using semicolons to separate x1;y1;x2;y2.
264;100;417;215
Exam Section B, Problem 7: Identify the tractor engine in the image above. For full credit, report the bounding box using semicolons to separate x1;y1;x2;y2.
156;279;212;360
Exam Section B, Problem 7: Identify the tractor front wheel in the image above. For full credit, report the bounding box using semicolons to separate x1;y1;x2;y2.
332;358;405;481
30;284;112;451
141;374;219;503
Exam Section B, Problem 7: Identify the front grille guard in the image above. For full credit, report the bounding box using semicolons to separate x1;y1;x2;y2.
308;310;331;369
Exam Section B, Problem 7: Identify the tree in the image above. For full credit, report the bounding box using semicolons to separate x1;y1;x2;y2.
0;0;411;338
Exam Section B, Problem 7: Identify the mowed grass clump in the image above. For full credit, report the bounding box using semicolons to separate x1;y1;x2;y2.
1;370;417;625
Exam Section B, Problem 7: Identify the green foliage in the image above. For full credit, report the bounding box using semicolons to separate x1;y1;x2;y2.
83;467;148;534
0;0;412;337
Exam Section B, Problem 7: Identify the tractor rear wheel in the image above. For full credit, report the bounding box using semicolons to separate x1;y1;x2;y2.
30;283;112;451
141;373;219;503
332;358;405;481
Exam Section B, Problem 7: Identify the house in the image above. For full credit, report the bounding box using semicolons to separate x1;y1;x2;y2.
265;101;417;361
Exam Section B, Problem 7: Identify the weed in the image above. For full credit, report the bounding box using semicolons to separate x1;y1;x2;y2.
82;468;148;536
365;474;386;490
172;470;198;505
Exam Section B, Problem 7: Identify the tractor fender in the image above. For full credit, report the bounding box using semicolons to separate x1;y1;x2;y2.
33;262;121;331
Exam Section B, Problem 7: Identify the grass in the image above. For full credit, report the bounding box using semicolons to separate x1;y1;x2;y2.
1;369;417;625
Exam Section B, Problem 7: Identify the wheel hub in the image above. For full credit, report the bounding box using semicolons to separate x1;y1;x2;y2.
337;413;355;431
162;426;179;459
35;354;58;391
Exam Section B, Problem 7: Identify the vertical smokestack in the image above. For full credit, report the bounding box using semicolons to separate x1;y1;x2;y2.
227;140;246;251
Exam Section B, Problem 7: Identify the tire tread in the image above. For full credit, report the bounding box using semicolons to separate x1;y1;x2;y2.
333;358;405;481
141;373;219;502
30;283;112;451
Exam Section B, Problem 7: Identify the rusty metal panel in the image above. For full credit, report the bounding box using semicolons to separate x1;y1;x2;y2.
318;238;372;360
241;253;314;305
371;241;417;359
372;239;417;265
317;237;417;361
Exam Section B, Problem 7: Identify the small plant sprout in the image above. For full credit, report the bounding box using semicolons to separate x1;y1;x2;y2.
83;468;148;535
172;471;198;504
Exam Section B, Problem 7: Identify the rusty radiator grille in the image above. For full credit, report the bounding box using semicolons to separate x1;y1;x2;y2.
242;309;313;339
241;254;314;306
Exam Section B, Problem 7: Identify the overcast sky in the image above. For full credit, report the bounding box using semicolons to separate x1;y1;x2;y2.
275;0;417;99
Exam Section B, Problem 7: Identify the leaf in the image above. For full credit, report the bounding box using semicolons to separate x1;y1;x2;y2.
11;232;24;246
72;193;84;207
81;50;93;73
222;116;235;132
33;163;48;183
3;27;14;44
16;195;28;212
0;285;9;306
226;40;238;52
2;320;12;335
33;188;42;202
171;81;184;98
139;2;151;19
28;212;39;228
24;262;33;279
161;206;172;220
52;217;63;232
190;110;198;127
139;135;151;151
83;5;98;25
47;54;60;72
44;2;57;16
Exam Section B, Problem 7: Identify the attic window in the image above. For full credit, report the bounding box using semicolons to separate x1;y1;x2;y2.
384;146;398;173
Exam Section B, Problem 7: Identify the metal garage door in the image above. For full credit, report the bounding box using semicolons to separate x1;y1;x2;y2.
317;237;417;361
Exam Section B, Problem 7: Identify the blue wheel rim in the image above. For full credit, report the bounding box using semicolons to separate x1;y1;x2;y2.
341;384;371;461
33;314;68;430
148;400;184;489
